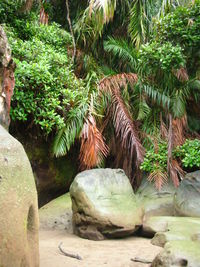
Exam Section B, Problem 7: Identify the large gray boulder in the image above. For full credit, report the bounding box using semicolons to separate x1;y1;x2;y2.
136;179;175;222
152;241;200;267
0;125;39;267
174;171;200;217
70;168;143;240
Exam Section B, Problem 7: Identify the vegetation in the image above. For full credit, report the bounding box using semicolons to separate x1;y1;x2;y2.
174;139;200;169
1;0;200;189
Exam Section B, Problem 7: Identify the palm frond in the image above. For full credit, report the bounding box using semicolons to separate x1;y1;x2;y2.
173;67;189;82
52;127;68;157
53;102;89;157
79;115;109;169
128;0;153;48
89;0;117;23
148;169;168;191
137;98;151;120
142;84;171;109
112;88;145;167
99;73;138;93
99;73;145;174
171;86;189;118
168;159;185;187
167;114;186;187
104;37;138;71
158;0;182;18
172;115;187;147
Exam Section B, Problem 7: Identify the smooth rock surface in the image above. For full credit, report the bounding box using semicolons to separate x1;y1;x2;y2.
142;216;200;247
39;193;72;232
70;168;143;240
9;133;78;207
152;240;200;267
137;179;175;221
174;171;200;217
0;125;39;267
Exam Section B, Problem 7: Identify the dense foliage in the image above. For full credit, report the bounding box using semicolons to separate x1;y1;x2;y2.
6;21;89;135
174;139;200;169
1;0;200;189
140;142;167;174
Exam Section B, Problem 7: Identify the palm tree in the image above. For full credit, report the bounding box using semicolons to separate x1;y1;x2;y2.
75;0;185;49
103;35;193;188
53;0;195;188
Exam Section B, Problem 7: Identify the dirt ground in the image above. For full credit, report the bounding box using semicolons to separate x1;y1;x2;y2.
40;230;162;267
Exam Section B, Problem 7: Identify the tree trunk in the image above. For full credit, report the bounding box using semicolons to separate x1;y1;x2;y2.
20;0;34;13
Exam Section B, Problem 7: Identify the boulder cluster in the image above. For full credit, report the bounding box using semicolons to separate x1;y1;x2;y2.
69;168;200;267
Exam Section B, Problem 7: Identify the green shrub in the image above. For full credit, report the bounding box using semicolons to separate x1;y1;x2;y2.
139;41;186;75
6;20;91;135
0;0;22;23
140;142;168;173
155;2;200;51
174;139;200;169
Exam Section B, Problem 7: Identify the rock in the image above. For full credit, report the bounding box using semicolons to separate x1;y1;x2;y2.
152;240;200;267
151;217;200;247
0;25;15;129
0;125;39;267
39;193;72;232
174;171;200;217
142;216;200;247
70;168;143;240
9;134;78;207
137;179;176;221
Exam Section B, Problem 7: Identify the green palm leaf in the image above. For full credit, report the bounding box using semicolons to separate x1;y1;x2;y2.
104;37;138;71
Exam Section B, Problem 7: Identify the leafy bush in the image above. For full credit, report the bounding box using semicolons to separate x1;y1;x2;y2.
155;2;200;51
140;142;168;173
174;139;200;168
139;41;186;74
0;0;22;23
6;20;91;135
141;139;200;177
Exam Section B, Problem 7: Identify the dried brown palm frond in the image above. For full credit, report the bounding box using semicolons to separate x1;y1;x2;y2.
167;114;186;187
108;136;133;181
79;115;109;170
39;5;49;25
148;169;168;191
172;115;187;147
112;88;145;167
99;73;138;94
168;159;185;187
98;73;144;185
173;67;189;82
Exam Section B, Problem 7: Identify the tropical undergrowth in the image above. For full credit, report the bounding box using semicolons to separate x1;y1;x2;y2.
3;0;200;190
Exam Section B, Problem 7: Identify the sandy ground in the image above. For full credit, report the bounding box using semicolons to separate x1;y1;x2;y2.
40;230;162;267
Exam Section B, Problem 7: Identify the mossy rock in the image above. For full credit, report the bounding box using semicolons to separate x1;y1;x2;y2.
142;216;200;247
0;125;39;267
174;171;200;217
70;169;144;240
9;133;78;207
152;240;200;267
39;193;72;232
136;179;176;221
